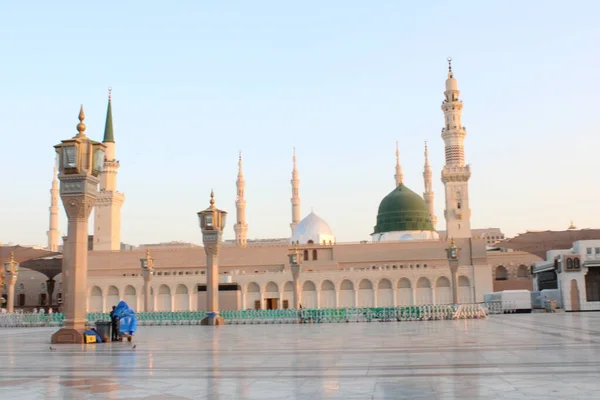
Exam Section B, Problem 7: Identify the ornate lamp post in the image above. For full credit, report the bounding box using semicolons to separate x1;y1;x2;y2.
288;245;302;309
51;106;106;344
446;239;460;304
3;252;19;312
197;190;227;326
140;249;154;312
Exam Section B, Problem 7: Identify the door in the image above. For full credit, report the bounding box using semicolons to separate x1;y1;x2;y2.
265;298;278;310
570;279;581;311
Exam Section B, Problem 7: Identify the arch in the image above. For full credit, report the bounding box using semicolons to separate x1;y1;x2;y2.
416;277;432;305
247;282;260;292
246;282;261;310
174;284;189;311
106;285;120;309
175;284;189;294
123;285;137;309
265;281;279;293
339;279;355;307
359;279;373;290
320;280;335;308
358;279;374;307
495;266;508;280
302;280;317;308
312;249;318;261
397;278;413;306
458;275;472;303
88;286;103;312
157;284;172;311
435;277;452;305
307;240;314;244
377;278;394;307
303;250;309;261
107;286;119;296
282;281;294;308
321;280;335;290
517;265;529;278
567;258;574;270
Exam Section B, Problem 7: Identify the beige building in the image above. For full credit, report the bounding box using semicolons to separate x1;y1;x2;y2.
3;61;542;312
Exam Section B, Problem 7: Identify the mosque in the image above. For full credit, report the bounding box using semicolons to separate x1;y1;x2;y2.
3;61;543;313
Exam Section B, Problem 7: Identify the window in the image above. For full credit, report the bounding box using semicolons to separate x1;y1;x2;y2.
495;266;508;280
312;249;318;261
39;293;48;306
303;250;309;261
587;248;593;256
283;300;289;309
596;248;600;256
566;258;574;270
457;202;461;210
254;300;261;310
18;294;26;307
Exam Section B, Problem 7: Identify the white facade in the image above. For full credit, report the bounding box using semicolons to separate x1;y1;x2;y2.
372;231;439;242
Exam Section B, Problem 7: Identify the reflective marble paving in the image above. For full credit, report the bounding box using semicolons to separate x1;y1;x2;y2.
1;313;600;399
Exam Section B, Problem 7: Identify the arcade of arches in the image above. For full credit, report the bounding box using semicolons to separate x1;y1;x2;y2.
86;276;474;312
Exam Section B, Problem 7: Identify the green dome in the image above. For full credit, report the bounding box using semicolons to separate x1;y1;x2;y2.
373;184;434;234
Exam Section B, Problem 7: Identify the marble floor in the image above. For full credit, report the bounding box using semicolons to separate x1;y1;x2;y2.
1;313;600;399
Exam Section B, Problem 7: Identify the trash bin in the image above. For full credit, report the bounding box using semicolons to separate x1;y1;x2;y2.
95;321;111;341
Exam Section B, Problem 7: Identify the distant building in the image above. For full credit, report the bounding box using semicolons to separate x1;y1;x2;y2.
439;228;506;248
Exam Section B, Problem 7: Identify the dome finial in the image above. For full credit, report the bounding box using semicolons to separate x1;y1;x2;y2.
568;220;576;230
395;141;403;187
447;57;454;78
210;189;215;206
108;87;112;102
76;105;87;137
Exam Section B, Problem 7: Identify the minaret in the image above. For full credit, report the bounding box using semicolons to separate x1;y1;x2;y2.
395;141;403;187
234;151;248;247
423;141;437;229
290;147;301;234
441;58;472;238
93;88;125;250
47;161;60;251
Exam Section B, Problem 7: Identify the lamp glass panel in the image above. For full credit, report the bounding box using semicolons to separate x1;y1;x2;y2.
63;146;78;168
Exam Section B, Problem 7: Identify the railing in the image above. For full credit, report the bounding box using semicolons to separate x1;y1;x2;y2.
0;302;507;328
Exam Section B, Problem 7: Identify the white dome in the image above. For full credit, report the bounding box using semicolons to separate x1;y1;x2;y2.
291;212;335;245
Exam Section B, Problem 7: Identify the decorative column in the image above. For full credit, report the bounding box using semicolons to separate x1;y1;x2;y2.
3;252;19;312
140;249;154;312
446;239;460;304
197;190;227;326
51;106;106;344
288;245;302;309
46;278;56;308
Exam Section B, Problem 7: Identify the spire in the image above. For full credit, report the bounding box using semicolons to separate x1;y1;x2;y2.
424;141;431;167
290;147;301;233
75;105;86;138
235;151;248;247
103;88;115;143
447;57;453;78
394;141;403;187
568;220;577;230
47;161;60;252
422;140;436;229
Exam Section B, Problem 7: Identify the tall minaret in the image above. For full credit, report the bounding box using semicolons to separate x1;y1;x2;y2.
234;151;248;247
441;58;471;238
93;88;125;250
47;161;60;251
423;141;437;229
394;141;403;187
290;147;301;234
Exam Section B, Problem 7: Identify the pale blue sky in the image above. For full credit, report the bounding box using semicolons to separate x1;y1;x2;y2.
1;1;599;246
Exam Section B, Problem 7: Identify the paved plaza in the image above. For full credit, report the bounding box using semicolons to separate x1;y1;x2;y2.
1;313;600;399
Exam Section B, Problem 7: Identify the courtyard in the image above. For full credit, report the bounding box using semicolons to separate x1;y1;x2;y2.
0;313;599;399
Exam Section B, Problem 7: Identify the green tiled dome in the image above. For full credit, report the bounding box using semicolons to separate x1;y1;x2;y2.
373;184;434;234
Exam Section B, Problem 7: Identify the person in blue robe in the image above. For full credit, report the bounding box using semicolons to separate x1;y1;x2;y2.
113;301;138;341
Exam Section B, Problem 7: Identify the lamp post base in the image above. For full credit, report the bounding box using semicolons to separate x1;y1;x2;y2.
51;328;86;344
200;316;225;326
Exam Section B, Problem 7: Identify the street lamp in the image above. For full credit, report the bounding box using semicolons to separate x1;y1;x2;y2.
51;106;106;344
3;252;19;312
140;249;154;312
288;244;302;309
446;238;461;304
197;190;227;326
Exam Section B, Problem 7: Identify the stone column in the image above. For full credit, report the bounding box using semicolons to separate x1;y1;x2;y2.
142;271;152;312
46;278;56;308
292;268;301;309
6;273;17;312
51;185;97;344
205;247;219;323
450;263;459;304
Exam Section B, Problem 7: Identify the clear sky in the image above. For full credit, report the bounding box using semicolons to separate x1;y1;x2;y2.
1;1;599;246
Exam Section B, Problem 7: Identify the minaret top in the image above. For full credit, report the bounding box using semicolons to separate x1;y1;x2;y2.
75;105;86;138
293;147;297;169
103;87;115;143
424;141;431;167
394;141;403;187
445;57;459;91
237;151;244;177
